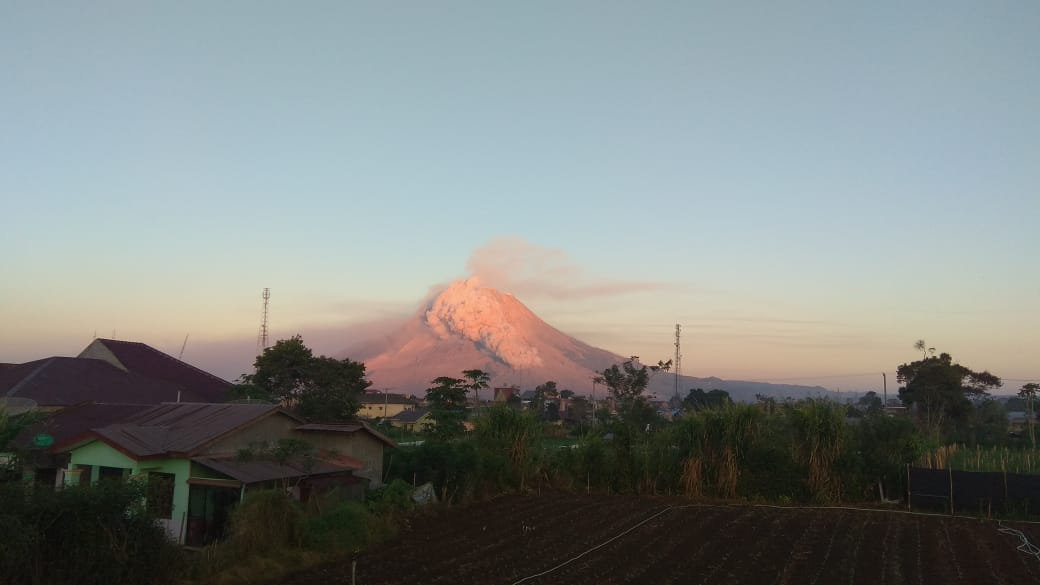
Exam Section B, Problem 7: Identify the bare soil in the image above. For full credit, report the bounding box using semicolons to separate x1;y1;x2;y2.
279;493;1040;585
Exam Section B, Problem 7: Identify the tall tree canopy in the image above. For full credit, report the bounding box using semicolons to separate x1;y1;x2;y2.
682;388;732;411
600;356;672;403
235;335;371;422
896;349;1000;438
462;369;491;405
425;375;470;441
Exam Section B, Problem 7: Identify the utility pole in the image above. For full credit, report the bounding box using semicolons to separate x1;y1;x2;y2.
882;372;887;406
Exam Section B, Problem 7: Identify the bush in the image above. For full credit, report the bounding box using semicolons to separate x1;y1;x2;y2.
0;480;184;585
302;500;370;552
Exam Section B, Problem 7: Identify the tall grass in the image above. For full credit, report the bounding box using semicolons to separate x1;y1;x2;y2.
919;444;1040;474
785;399;847;503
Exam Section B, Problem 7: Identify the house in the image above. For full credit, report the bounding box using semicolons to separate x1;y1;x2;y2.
55;402;395;546
389;407;434;432
11;402;153;487
357;391;418;419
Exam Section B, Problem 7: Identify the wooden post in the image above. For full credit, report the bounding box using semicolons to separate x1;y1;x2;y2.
351;559;356;585
948;467;954;516
906;464;911;512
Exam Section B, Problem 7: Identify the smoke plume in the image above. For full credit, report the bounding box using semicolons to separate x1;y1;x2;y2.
465;236;677;300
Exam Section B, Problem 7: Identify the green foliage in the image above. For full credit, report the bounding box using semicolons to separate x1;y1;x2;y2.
785;399;848;503
475;405;541;488
425;376;470;441
462;369;491;406
0;481;184;585
600;356;671;403
897;349;1001;439
302;500;370;552
236;335;372;421
365;479;416;518
682;388;732;411
856;391;883;416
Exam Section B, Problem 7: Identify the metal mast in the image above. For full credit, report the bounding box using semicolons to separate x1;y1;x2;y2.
257;288;270;354
674;323;682;401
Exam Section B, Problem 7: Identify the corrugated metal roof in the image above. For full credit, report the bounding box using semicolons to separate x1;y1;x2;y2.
295;420;397;448
12;403;151;451
295;423;364;433
91;402;295;457
192;455;360;484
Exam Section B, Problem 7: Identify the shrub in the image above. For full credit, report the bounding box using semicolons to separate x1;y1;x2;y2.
0;480;184;585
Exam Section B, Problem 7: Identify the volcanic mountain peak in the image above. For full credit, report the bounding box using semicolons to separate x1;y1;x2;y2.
424;278;543;369
351;279;834;401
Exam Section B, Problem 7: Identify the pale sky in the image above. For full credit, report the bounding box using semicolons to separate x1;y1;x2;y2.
2;2;1037;392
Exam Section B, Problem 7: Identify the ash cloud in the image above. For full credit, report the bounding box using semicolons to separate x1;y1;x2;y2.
466;237;682;300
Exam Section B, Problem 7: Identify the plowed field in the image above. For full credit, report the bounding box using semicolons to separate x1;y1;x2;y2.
280;494;1040;584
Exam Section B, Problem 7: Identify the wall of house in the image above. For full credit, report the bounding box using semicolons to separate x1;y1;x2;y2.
68;441;191;543
358;402;413;419
292;431;386;487
202;413;300;456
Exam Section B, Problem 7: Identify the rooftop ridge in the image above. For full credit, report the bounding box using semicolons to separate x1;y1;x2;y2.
96;338;234;386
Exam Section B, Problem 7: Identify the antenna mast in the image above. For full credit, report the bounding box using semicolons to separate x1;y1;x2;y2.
257;288;270;354
674;323;682;401
179;334;189;360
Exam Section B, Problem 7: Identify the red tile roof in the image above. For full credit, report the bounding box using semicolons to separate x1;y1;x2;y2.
0;357;195;407
85;339;232;403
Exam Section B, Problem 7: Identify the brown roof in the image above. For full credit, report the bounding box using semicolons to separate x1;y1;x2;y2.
62;402;301;459
295;421;397;448
11;402;151;451
389;407;431;424
360;392;417;405
84;339;232;403
0;357;196;407
192;454;360;485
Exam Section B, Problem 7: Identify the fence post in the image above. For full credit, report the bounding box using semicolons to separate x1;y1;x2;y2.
948;467;954;516
906;464;911;512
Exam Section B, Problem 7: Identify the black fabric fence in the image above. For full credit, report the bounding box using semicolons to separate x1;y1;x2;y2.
908;466;1040;516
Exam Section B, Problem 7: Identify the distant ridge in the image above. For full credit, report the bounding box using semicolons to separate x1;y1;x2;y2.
347;278;835;402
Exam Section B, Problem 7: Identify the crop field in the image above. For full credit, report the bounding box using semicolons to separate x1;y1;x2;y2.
282;494;1040;585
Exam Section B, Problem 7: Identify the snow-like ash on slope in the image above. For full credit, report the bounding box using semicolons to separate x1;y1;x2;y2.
424;278;543;369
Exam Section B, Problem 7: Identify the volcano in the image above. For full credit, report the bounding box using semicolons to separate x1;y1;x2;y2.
349;278;832;401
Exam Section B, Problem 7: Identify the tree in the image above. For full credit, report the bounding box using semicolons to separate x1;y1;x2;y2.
600;357;672;403
682;388;732;411
856;391;883;416
897;349;1001;439
1019;383;1040;447
425;376;470;441
560;389;575;400
462;369;491;406
533;381;560;420
236;335;371;422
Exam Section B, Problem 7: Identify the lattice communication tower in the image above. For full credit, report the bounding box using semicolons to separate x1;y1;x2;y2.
257;288;270;354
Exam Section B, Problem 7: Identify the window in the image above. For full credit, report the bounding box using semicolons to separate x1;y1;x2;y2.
147;472;175;519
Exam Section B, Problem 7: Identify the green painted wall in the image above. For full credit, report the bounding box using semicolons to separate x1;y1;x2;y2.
68;440;192;543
